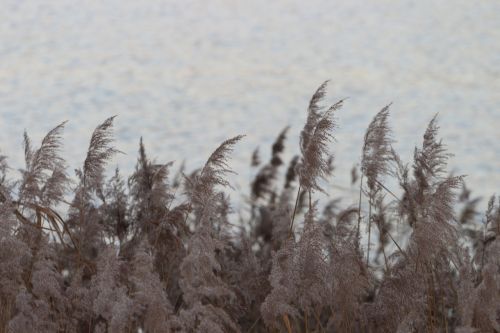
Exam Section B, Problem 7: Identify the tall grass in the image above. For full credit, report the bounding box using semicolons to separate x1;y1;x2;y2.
0;84;498;333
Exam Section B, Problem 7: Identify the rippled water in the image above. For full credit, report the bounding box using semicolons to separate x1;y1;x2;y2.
1;0;498;205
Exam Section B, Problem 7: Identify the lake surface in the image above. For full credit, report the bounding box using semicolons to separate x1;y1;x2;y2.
1;0;499;208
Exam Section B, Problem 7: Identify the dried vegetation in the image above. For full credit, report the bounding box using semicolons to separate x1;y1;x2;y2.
0;84;498;332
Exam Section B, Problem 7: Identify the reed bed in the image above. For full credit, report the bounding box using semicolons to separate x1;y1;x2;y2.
0;82;498;332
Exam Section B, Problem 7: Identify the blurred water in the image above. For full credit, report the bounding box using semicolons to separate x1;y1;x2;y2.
0;0;498;207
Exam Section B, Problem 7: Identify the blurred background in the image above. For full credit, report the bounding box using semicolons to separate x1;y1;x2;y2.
0;0;498;207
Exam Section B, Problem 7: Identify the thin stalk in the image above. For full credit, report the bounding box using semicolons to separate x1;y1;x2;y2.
442;293;448;333
481;220;488;271
313;308;325;333
366;195;372;266
282;314;293;333
308;189;312;211
245;316;261;333
386;229;407;260
289;184;302;236
374;179;401;203
374;210;391;272
429;268;437;332
305;310;309;333
357;174;363;236
382;245;390;272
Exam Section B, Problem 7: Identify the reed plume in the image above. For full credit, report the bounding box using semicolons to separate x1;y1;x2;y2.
359;104;394;264
81;116;120;191
19;121;68;204
361;104;393;192
251;126;289;201
290;81;342;233
187;135;244;210
298;82;342;195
